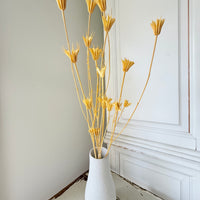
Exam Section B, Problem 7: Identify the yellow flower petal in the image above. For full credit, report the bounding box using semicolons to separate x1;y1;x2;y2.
83;34;93;47
114;102;122;111
86;0;96;14
102;15;115;32
124;100;131;108
83;98;92;110
151;18;165;36
106;100;113;111
94;128;100;136
122;58;134;72
96;0;106;12
107;104;113;111
89;47;102;60
106;98;112;103
89;128;100;136
64;45;79;63
96;66;106;78
89;128;94;135
56;0;66;11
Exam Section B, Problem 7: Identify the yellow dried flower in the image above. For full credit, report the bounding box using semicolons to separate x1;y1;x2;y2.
64;45;79;63
122;58;134;72
56;0;66;10
94;128;100;136
98;97;103;103
151;18;165;36
124;100;131;108
98;96;108;108
89;128;94;135
106;98;112;104
86;0;96;14
89;47;102;60
106;102;113;112
83;98;92;110
102;15;115;32
102;97;107;109
96;0;106;12
83;34;93;47
89;128;100;136
114;102;122;111
96;66;106;78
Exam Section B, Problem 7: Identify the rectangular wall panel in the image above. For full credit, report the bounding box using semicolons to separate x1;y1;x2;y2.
106;0;196;150
105;0;200;199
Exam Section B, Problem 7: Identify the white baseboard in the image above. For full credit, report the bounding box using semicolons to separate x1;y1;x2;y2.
106;141;200;200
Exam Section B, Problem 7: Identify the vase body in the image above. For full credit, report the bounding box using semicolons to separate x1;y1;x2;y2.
85;147;116;200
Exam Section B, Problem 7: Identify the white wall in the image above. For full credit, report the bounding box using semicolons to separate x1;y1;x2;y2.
105;0;200;200
0;0;103;200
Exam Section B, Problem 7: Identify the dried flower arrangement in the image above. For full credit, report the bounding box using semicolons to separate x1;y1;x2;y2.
56;0;165;159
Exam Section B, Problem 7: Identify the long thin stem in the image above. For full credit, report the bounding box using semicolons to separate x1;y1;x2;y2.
92;61;100;128
94;61;102;129
116;106;125;124
91;134;97;158
87;49;93;98
105;110;118;157
88;14;91;36
100;77;105;139
101;32;108;68
100;111;111;149
97;72;101;128
105;34;111;94
87;14;93;102
61;10;70;51
61;10;89;123
74;63;86;99
110;36;158;147
119;72;126;102
60;8;96;159
71;64;88;123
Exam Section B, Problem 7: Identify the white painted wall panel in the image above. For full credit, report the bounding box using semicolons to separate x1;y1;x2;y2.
118;0;179;124
105;0;200;199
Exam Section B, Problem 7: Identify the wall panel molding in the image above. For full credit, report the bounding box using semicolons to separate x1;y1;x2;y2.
107;145;200;200
108;0;189;130
105;0;200;199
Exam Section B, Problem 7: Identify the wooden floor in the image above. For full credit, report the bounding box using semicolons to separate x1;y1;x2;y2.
52;173;162;200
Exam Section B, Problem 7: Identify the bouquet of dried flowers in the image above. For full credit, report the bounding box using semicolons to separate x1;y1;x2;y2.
56;0;165;159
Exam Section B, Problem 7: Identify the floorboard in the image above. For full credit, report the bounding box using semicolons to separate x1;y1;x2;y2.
53;173;162;200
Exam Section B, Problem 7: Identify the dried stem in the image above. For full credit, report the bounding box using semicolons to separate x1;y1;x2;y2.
91;134;97;158
105;110;118;157
87;14;93;102
108;36;158;150
119;72;126;102
61;10;70;50
74;63;86;99
61;10;88;123
116;106;125;124
58;3;163;159
99;111;111;150
101;32;108;68
105;34;111;94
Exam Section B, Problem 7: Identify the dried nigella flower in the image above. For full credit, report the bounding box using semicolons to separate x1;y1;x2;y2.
86;0;96;14
56;0;66;11
89;47;102;60
102;15;115;33
151;18;165;36
122;58;134;72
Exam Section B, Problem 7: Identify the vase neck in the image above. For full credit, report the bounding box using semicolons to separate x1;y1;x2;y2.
89;148;110;173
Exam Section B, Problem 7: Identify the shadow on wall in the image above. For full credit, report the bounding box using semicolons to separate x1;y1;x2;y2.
0;0;103;199
0;104;8;199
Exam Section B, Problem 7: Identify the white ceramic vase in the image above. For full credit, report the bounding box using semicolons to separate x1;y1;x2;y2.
85;147;116;200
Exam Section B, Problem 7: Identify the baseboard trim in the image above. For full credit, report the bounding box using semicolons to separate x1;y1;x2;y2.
48;170;88;200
